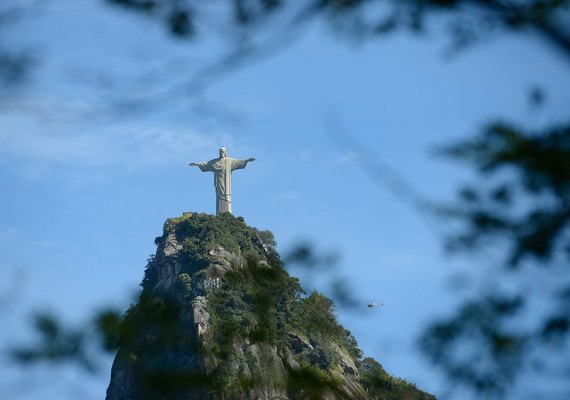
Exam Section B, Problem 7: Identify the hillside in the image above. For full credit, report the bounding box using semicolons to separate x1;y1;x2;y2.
106;212;435;400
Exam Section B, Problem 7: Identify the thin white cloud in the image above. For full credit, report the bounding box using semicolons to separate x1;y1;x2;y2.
339;151;359;163
0;227;22;242
273;190;302;202
296;148;315;163
0;117;230;170
32;239;61;249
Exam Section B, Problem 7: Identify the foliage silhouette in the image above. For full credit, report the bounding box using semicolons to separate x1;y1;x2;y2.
105;0;570;58
419;121;570;397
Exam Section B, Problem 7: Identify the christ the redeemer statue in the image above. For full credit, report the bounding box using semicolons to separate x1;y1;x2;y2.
189;147;255;215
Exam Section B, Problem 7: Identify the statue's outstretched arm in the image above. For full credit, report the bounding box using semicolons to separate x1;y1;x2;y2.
231;157;255;171
189;161;213;172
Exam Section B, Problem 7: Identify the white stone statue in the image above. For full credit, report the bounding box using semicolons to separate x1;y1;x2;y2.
189;147;255;215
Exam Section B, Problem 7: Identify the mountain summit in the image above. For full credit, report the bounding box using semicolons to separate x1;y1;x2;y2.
106;213;435;400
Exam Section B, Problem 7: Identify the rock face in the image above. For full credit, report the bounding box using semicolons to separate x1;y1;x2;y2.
106;213;435;400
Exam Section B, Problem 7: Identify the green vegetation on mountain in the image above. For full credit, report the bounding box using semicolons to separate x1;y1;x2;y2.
106;212;435;400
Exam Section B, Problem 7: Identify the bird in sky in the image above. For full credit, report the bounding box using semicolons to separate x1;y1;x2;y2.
367;301;384;308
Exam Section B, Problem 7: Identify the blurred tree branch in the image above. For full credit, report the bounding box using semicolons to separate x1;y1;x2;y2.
104;0;570;61
418;120;570;397
0;3;37;88
438;121;570;266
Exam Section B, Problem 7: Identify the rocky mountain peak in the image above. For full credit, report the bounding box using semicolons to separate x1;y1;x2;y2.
106;212;435;400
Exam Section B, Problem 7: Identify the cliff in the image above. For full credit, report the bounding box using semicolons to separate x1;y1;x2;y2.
106;212;435;400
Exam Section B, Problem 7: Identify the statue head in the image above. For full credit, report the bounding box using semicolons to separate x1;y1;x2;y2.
219;146;227;158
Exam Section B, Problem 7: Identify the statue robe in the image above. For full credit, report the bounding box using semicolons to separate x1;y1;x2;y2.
196;157;251;215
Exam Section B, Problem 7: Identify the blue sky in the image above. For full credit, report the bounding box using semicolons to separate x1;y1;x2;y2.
1;1;570;399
